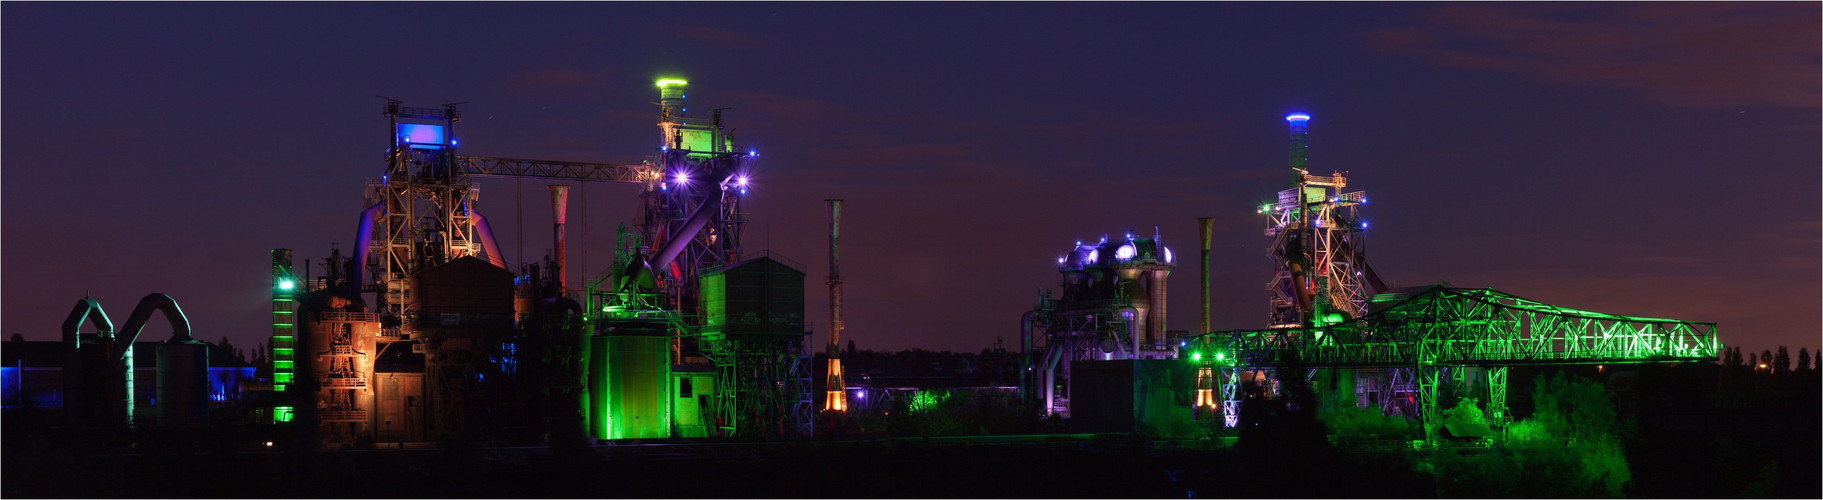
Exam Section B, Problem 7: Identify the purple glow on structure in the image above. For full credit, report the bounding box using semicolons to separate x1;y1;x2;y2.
674;172;689;184
1286;113;1311;122
397;123;445;144
736;175;749;187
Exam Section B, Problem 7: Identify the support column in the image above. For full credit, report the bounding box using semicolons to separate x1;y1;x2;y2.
1417;365;1441;445
1486;366;1509;423
1220;367;1240;427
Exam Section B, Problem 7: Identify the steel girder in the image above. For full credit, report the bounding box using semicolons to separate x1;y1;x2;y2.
1191;286;1717;436
1190;286;1719;369
455;156;660;185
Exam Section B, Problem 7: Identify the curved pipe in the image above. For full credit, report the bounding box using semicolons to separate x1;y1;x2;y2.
472;211;509;269
116;293;193;357
62;298;114;348
352;202;383;295
650;179;726;274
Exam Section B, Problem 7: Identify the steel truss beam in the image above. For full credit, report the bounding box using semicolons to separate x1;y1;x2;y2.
455;156;660;185
1193;286;1718;434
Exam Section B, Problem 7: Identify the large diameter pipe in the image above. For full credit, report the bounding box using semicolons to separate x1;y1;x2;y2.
550;185;569;292
1197;217;1213;335
471;211;509;269
352;203;384;297
650;181;725;273
62;298;113;348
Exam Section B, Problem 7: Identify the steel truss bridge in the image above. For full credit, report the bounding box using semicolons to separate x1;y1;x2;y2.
1187;286;1719;441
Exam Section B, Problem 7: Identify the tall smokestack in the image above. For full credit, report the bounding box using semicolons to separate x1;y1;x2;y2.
1197;217;1214;334
1286;113;1310;186
550;185;569;293
824;199;846;412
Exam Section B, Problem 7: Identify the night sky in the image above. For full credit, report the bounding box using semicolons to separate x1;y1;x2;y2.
4;3;1817;356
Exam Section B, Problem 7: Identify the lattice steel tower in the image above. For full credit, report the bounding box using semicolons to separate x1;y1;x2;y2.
640;79;751;315
1263;113;1385;329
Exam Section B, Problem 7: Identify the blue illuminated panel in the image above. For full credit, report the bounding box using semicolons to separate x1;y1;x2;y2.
398;123;446;148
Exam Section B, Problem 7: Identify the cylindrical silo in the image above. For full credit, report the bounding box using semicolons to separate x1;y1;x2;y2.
156;339;211;427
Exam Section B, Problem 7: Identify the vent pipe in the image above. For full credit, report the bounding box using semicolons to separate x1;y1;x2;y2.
824;199;846;412
1197;217;1214;334
550;185;569;294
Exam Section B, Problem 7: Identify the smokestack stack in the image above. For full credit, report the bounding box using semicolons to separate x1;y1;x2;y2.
550;185;569;294
1197;217;1214;334
1286;113;1310;186
824;199;846;412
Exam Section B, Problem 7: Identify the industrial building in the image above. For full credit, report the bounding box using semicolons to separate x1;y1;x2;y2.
256;79;812;448
1019;231;1183;420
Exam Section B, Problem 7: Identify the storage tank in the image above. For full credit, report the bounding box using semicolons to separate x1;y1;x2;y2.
590;319;672;439
156;339;211;427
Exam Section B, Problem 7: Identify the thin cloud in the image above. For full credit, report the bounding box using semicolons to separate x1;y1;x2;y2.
1366;3;1821;109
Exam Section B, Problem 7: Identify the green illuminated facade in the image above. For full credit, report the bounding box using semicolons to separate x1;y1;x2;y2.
270;249;297;423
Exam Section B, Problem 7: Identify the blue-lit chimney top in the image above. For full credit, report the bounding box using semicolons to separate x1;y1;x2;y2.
1286;113;1311;122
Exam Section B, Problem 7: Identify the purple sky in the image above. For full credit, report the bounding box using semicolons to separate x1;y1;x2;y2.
5;3;1818;355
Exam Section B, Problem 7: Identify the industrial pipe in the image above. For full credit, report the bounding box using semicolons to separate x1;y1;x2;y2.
1018;310;1036;401
62;298;113;348
825;199;846;412
1041;343;1065;415
1198;217;1213;335
649;179;725;273
116;293;193;347
550;185;569;292
352;202;383;296
471;211;509;269
104;293;192;427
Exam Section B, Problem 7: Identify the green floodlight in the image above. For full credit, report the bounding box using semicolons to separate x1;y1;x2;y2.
1215;352;1226;362
1323;313;1345;325
1191;352;1202;362
277;279;294;291
656;78;689;88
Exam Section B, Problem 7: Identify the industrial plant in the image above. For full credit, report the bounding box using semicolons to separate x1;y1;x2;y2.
7;78;1753;497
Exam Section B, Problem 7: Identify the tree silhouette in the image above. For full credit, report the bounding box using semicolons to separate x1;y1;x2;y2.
1773;346;1791;375
1761;349;1774;371
1798;348;1812;372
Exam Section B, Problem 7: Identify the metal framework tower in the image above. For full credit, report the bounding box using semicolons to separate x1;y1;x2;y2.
638;79;751;316
364;101;493;334
1263;113;1384;329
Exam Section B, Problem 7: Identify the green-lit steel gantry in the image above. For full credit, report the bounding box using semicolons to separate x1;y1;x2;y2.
1187;285;1720;441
